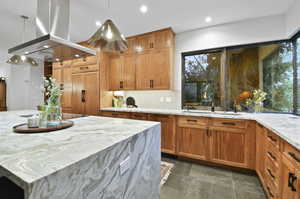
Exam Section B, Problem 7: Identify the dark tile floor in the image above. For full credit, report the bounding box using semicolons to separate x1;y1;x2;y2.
161;157;266;199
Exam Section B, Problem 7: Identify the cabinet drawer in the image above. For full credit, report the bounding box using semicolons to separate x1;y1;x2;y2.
53;60;72;69
265;155;280;187
72;64;99;73
283;142;300;166
131;113;148;120
265;178;279;199
177;116;208;128
101;111;130;118
266;131;281;149
72;56;97;67
211;118;246;129
266;140;281;166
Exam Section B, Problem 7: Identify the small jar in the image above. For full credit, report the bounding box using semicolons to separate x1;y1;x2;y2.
28;115;39;128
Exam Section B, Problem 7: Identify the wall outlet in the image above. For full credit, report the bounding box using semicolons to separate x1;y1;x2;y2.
166;97;172;103
120;156;130;175
160;97;164;102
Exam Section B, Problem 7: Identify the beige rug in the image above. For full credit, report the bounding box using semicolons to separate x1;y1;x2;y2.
160;161;174;187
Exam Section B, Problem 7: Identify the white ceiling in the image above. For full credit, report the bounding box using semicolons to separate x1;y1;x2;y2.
0;0;295;50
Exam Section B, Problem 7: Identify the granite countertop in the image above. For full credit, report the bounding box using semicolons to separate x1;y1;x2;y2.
0;110;160;184
101;107;300;150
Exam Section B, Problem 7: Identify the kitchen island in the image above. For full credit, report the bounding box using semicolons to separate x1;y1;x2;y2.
0;110;161;199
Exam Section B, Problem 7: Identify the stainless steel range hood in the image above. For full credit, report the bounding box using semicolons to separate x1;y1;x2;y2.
8;0;96;62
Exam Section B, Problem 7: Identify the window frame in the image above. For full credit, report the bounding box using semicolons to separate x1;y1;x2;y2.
181;37;300;114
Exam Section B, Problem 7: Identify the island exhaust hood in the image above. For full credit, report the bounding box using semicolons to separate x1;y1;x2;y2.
8;0;96;62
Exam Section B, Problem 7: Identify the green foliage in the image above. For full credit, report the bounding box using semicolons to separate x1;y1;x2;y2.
43;77;61;106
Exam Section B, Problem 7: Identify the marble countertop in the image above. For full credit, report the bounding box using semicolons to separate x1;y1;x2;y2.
0;110;160;184
101;107;300;150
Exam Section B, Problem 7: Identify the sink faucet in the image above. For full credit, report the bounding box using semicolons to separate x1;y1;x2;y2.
211;101;215;112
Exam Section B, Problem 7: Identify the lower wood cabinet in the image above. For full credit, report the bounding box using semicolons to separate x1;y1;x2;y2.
177;127;208;160
256;123;266;181
209;127;249;168
280;154;299;199
149;114;176;155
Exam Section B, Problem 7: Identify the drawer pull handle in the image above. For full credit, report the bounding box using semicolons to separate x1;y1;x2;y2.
266;186;274;198
288;152;300;163
268;152;277;161
80;66;89;70
288;173;297;192
221;122;236;126
268;135;277;143
187;119;197;123
267;169;275;180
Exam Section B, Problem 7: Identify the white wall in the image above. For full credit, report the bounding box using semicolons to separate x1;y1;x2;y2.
125;15;287;109
0;48;44;110
286;0;300;37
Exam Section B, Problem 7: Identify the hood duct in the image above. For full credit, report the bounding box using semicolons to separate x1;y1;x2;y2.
8;0;96;62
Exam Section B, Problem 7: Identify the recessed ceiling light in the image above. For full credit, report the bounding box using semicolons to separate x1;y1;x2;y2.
140;5;148;14
55;58;60;62
96;21;102;27
74;54;80;58
205;16;212;23
25;51;29;55
43;45;50;48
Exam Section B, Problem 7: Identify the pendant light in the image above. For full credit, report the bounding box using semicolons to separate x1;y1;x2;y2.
6;16;38;67
87;0;128;53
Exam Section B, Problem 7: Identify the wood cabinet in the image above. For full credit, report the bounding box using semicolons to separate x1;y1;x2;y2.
52;63;72;112
209;127;248;168
177;127;209;160
280;155;299;199
131;113;149;120
100;111;131;118
108;28;174;91
149;114;176;154
136;48;171;90
72;72;99;115
110;54;135;90
256;123;266;183
0;80;6;111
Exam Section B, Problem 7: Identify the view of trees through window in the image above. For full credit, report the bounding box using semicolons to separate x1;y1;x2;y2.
297;37;300;114
182;41;295;113
183;51;221;109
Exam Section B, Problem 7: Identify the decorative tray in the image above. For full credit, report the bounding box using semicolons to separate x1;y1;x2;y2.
13;121;74;134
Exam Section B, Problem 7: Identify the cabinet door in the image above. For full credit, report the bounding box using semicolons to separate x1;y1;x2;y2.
281;155;298;199
256;124;266;181
52;68;62;84
61;67;72;110
136;34;154;52
210;127;248;168
122;54;136;90
72;74;85;114
124;37;136;54
84;72;99;116
150;49;170;90
110;55;122;90
154;29;173;49
136;51;152;90
177;127;208;160
149;115;176;154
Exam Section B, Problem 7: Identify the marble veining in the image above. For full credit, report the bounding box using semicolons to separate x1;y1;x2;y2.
0;110;161;199
101;107;300;150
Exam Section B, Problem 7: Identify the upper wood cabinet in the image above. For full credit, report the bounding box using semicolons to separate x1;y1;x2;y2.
110;54;136;90
109;28;174;91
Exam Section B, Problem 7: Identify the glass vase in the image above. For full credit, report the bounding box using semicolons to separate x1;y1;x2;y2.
46;105;62;126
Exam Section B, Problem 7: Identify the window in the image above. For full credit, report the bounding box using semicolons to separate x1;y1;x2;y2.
297;37;300;114
262;42;293;112
182;41;295;113
182;51;222;109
